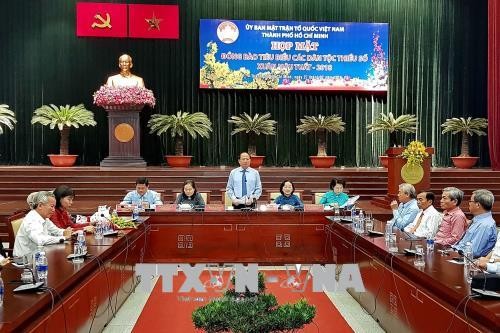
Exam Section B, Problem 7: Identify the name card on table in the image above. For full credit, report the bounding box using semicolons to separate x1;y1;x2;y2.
304;204;325;212
155;204;177;212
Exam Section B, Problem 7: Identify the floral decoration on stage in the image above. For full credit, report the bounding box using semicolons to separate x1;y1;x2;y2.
401;140;429;166
400;140;429;184
93;86;156;108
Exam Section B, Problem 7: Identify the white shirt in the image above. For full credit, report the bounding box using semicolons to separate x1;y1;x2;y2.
404;205;442;239
13;210;65;258
487;233;500;273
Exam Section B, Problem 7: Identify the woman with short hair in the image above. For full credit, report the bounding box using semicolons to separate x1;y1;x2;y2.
51;185;94;232
175;180;205;208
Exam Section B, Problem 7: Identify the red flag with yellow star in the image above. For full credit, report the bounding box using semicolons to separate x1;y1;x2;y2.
76;2;127;38
128;4;179;39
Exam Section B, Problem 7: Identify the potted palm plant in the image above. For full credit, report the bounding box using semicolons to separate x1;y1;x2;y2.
228;112;276;168
441;117;488;169
0;104;17;134
296;114;345;168
367;112;418;167
147;110;212;167
31;104;97;167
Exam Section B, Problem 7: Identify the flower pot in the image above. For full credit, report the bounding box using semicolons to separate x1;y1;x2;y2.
250;156;265;168
379;155;389;168
451;156;479;169
309;156;336;168
165;155;192;168
48;154;78;167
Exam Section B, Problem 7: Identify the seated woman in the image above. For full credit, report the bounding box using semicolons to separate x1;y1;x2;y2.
320;178;349;207
51;185;94;232
175;180;205;208
274;180;304;209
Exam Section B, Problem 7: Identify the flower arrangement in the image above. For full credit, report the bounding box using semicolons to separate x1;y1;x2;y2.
93;86;156;108
401;140;429;166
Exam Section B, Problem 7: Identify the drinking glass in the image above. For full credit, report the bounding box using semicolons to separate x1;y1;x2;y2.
365;213;373;232
414;245;425;267
388;233;398;253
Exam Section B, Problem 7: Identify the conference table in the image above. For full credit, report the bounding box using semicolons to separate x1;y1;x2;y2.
144;204;330;263
0;220;147;333
1;207;499;332
326;218;500;333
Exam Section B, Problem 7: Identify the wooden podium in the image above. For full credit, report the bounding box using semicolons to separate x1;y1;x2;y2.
100;104;147;167
372;146;434;208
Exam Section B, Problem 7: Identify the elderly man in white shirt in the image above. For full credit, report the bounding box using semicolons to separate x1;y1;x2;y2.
477;232;500;273
404;191;442;239
13;191;72;258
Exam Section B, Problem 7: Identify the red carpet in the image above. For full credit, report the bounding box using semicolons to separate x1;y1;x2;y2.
133;270;353;332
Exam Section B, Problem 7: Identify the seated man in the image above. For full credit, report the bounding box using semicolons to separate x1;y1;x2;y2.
389;183;419;230
121;177;163;208
477;232;500;274
404;191;442;239
453;189;497;258
13;191;72;258
434;187;467;246
226;152;262;208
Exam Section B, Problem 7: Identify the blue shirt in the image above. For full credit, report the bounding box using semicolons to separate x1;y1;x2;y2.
453;212;497;258
274;194;304;208
226;167;262;200
319;191;349;206
391;199;419;230
121;190;163;205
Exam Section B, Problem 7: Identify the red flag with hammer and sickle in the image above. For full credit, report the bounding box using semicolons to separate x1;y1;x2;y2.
76;2;127;38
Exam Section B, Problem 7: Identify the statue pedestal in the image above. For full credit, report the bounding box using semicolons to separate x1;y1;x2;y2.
372;147;434;208
100;105;146;167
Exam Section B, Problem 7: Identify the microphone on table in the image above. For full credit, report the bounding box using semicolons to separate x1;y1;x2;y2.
402;231;425;251
13;266;44;293
456;250;500;297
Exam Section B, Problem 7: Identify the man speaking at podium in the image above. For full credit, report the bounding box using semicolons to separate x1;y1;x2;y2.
226;152;262;209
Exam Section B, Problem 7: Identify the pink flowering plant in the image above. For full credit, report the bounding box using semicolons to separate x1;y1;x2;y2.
93;86;156;108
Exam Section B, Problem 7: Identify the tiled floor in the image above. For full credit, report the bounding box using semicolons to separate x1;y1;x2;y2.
103;277;155;333
103;273;384;333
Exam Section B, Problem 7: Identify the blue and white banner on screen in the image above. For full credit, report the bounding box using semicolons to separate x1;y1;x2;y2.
199;19;389;92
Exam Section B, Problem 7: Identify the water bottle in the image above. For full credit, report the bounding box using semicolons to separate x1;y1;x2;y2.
0;272;4;307
95;220;103;240
36;252;48;280
32;244;44;275
351;207;358;232
464;242;474;283
73;231;85;263
77;230;86;253
358;210;365;234
132;206;140;221
426;238;435;253
385;221;393;242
